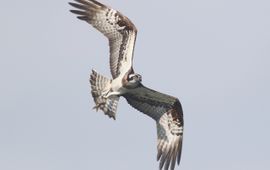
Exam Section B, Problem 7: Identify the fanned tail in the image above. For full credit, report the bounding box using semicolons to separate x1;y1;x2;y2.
90;70;119;119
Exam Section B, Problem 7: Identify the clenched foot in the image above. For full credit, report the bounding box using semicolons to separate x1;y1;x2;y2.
92;102;106;111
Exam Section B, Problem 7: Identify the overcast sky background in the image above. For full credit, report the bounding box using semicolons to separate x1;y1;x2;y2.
1;0;270;170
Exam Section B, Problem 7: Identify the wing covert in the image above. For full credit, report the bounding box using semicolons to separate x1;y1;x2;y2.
69;0;137;78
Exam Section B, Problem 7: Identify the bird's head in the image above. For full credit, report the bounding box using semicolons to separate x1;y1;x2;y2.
126;73;142;88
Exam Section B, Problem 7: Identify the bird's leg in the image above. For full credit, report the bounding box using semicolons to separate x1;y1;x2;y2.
92;90;109;111
93;89;121;111
101;90;110;98
102;90;121;99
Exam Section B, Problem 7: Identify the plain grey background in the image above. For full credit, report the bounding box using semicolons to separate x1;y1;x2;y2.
1;0;270;170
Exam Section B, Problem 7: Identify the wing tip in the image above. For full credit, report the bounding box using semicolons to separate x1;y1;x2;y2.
156;101;184;170
70;9;86;15
71;0;105;8
69;2;84;9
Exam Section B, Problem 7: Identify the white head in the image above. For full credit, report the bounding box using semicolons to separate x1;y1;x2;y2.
126;73;142;88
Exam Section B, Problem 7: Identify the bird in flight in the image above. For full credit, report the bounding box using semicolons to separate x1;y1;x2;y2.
69;0;184;169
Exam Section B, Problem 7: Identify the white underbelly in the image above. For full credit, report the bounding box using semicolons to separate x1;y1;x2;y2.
111;77;127;95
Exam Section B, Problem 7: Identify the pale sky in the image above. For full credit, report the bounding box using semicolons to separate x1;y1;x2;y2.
1;0;270;170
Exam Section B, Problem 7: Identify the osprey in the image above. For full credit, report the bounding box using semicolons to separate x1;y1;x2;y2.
69;0;184;170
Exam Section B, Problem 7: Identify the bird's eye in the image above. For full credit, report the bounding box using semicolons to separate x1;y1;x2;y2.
128;74;134;81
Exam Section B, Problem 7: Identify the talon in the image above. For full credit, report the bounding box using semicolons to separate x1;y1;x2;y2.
92;102;106;111
103;94;109;99
92;105;99;111
101;90;110;98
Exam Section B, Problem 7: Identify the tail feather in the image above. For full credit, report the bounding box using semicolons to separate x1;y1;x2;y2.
90;70;119;119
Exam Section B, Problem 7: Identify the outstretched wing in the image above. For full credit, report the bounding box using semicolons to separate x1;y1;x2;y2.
123;85;184;170
69;0;137;78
